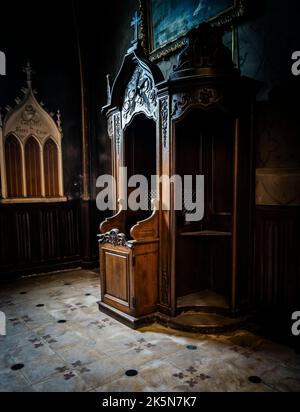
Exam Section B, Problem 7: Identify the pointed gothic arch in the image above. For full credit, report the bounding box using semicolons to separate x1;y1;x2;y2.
43;138;59;197
5;134;23;197
0;63;65;203
25;136;42;197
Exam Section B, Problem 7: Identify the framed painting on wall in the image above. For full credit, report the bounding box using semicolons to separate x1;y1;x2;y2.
139;0;247;61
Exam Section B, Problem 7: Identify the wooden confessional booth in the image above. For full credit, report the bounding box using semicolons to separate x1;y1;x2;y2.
98;24;258;330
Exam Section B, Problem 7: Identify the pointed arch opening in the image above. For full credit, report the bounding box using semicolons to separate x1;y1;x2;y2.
5;134;23;197
25;136;42;197
43;138;59;197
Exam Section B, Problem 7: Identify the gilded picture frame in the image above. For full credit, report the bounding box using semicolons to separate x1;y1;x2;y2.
139;0;247;61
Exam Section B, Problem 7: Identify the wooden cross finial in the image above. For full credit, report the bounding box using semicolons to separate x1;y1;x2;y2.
23;62;35;85
131;11;141;44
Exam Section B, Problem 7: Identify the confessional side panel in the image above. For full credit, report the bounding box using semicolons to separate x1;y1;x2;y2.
133;242;158;316
158;96;174;313
101;246;131;312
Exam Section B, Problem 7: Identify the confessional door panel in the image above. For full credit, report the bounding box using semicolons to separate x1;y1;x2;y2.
100;242;158;318
105;251;129;301
101;246;131;313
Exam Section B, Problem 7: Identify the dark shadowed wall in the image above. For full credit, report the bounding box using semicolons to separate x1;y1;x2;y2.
0;0;138;277
0;1;83;276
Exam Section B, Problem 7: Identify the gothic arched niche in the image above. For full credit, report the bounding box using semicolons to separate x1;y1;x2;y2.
25;136;42;197
5;135;23;198
0;63;65;202
44;138;59;197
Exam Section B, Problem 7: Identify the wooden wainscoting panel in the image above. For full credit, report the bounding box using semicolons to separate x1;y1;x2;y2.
39;208;60;260
0;200;81;278
15;210;31;261
254;206;300;311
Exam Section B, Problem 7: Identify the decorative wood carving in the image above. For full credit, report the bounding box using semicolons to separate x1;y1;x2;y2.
122;66;157;126
256;168;300;206
98;228;130;247
172;88;222;120
173;22;234;74
149;39;187;63
107;115;114;139
160;98;168;149
114;113;121;154
161;270;169;305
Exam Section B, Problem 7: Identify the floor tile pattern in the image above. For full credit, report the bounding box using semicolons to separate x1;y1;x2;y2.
0;269;299;392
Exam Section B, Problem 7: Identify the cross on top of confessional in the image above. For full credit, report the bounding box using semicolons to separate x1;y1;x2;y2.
131;11;141;44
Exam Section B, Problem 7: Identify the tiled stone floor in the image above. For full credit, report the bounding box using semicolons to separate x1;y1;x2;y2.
0;269;299;392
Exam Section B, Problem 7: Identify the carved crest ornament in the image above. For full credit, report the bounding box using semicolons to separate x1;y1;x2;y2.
172;88;221;119
98;229;131;248
160;98;168;148
122;66;157;126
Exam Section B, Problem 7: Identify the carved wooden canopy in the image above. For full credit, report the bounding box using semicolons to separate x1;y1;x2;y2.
163;23;260;121
102;41;164;127
172;22;236;77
